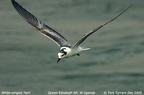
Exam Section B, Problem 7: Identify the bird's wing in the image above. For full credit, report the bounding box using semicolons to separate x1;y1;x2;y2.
72;6;131;48
11;0;71;47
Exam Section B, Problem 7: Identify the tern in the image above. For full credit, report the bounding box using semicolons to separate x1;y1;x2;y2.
11;0;131;63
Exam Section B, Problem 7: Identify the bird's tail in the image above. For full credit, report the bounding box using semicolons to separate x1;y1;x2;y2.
80;47;91;51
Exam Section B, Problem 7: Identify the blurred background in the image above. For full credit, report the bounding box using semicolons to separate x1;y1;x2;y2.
0;0;144;95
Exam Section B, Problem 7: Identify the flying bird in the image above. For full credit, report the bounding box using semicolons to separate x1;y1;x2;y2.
11;0;131;63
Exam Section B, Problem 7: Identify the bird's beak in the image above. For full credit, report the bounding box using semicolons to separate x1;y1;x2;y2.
57;58;61;63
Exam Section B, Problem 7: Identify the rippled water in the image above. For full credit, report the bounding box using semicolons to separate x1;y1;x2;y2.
0;0;144;95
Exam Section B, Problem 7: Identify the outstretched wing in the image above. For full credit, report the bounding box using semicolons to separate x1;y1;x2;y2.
72;6;131;48
11;0;71;47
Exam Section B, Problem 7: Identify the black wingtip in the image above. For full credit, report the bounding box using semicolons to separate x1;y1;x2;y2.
11;0;16;5
126;5;132;11
11;0;15;2
11;0;19;9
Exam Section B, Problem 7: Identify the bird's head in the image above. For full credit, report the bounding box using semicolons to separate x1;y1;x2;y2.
57;47;71;63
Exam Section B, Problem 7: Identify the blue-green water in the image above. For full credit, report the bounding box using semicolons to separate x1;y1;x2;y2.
0;0;144;95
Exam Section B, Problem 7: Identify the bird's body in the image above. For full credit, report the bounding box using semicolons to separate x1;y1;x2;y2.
11;0;131;63
59;46;90;58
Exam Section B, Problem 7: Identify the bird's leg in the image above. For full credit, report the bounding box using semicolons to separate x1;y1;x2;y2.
77;54;80;56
